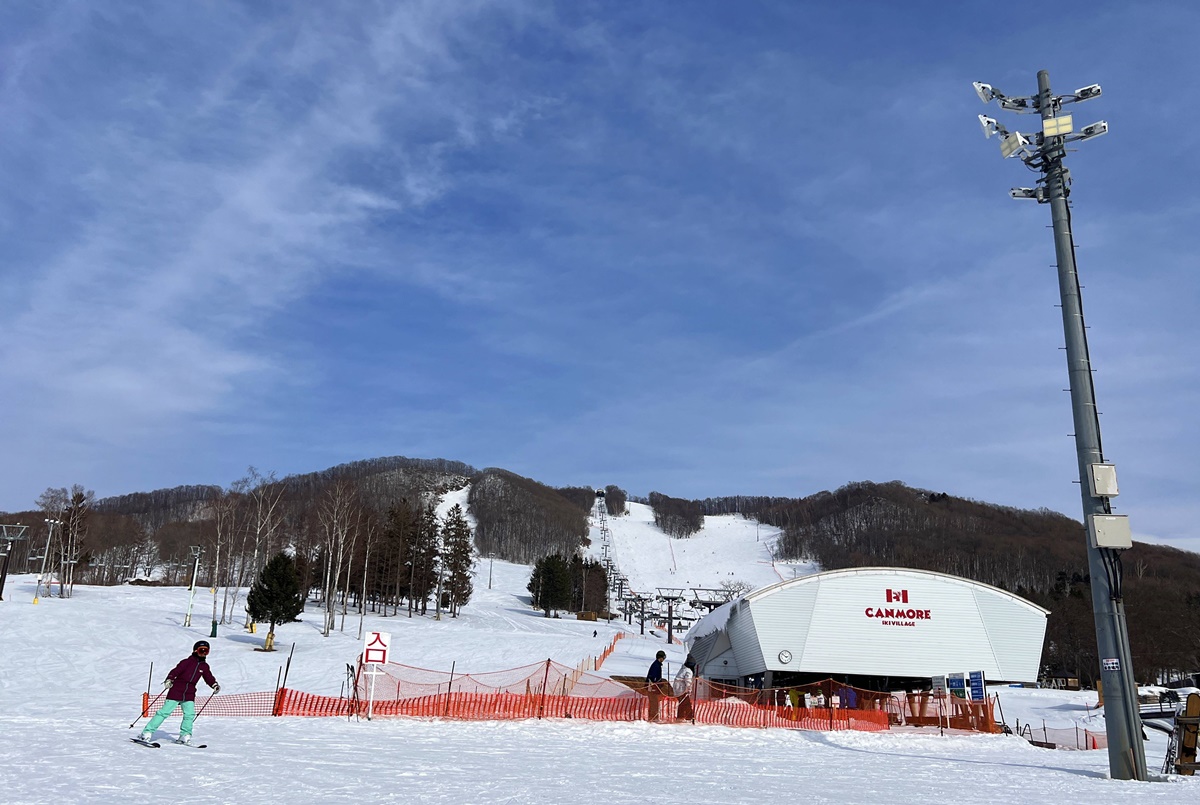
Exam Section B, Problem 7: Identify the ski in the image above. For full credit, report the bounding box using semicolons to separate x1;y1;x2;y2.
131;738;161;748
173;740;207;749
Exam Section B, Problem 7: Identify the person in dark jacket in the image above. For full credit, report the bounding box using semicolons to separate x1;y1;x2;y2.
645;650;667;721
139;640;220;745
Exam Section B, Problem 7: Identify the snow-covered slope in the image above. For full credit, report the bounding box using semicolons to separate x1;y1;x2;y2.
583;501;816;626
0;488;1192;803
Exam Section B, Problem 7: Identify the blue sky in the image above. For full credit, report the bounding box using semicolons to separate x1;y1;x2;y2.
2;2;1197;552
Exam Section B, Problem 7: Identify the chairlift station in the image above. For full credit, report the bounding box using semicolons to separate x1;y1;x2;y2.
686;567;1048;690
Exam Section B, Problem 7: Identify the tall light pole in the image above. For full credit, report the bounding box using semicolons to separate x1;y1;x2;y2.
183;546;203;627
34;519;61;605
211;540;221;638
974;72;1146;781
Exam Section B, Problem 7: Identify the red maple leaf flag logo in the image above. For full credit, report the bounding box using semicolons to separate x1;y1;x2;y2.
886;589;909;604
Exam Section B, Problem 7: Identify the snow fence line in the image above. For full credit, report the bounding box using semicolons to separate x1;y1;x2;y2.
1017;723;1108;750
136;655;1018;738
141;688;891;729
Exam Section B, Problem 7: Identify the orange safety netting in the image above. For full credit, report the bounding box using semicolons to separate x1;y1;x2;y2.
679;678;892;731
892;689;1002;733
358;691;645;721
680;678;998;734
140;691;279;718
1017;723;1107;750
348;664;888;731
593;633;625;669
137;663;996;736
355;658;640;701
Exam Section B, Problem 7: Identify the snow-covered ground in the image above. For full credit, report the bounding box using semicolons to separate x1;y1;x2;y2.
1;497;1196;803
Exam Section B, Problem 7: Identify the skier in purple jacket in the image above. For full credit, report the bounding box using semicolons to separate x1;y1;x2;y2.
139;640;220;745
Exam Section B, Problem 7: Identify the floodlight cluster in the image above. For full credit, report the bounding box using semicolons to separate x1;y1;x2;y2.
973;79;1108;198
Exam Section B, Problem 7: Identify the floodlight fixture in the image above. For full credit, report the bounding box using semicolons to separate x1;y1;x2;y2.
1042;114;1074;137
1073;83;1102;101
978;114;1005;139
975;80;1040;113
999;131;1032;159
998;95;1037;112
1076;120;1109;141
1010;187;1045;201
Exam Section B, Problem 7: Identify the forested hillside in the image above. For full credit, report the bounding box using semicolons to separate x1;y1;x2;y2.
5;465;1197;687
467;469;590;563
647;491;705;538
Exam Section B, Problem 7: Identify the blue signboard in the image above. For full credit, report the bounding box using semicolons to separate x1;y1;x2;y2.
948;672;966;698
969;670;985;701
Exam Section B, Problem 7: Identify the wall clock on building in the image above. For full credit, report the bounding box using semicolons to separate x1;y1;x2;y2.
778;650;792;664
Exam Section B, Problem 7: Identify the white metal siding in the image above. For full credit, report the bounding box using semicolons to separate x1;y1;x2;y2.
727;600;766;675
741;568;1047;681
702;646;741;679
972;586;1047;681
746;577;820;674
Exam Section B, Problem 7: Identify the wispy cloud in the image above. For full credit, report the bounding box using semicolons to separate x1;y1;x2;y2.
1;1;1197;556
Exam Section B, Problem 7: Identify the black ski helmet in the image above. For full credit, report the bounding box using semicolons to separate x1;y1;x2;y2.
193;640;210;653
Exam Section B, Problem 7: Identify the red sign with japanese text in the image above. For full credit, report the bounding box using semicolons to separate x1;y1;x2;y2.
363;631;391;665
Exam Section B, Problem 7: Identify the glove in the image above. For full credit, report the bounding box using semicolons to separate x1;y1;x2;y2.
162;679;173;689
212;683;221;693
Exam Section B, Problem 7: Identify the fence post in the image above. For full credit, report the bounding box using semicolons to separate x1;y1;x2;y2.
538;659;551;719
826;680;834;731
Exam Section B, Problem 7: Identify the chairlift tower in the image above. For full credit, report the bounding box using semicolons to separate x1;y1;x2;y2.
0;524;30;601
689;587;731;612
973;70;1145;781
656;587;686;645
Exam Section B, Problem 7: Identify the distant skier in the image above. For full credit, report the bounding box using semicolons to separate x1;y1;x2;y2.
139;640;220;745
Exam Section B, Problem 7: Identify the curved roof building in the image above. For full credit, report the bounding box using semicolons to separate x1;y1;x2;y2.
686;567;1049;686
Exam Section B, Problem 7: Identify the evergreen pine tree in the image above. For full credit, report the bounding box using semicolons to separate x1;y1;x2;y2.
570;555;608;613
380;501;417;616
442;504;474;617
246;551;305;651
528;554;571;617
408;503;440;615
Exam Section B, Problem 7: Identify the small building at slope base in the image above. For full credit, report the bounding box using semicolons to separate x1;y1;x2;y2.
685;567;1049;691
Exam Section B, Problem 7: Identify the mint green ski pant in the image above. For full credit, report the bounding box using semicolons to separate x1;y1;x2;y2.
144;699;197;737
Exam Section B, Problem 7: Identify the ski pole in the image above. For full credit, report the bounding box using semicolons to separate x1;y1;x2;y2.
191;687;219;723
130;688;168;729
127;662;164;728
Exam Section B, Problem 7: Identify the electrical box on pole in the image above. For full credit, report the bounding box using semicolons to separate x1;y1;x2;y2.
1088;514;1133;550
1088;463;1120;497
